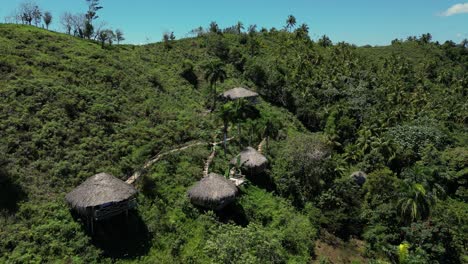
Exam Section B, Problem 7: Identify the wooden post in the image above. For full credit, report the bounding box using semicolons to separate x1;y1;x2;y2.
91;208;95;235
223;121;228;154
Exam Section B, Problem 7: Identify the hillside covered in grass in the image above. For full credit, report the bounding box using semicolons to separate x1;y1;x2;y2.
0;24;467;263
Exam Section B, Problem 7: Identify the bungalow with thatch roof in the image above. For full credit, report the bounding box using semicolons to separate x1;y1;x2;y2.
231;147;268;176
350;171;367;186
221;87;259;102
187;173;238;210
66;173;137;223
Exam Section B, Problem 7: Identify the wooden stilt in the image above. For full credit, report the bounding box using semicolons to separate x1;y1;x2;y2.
91;208;95;235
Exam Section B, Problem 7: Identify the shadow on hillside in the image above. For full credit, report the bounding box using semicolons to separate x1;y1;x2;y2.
86;211;152;259
215;202;249;227
0;174;26;213
247;172;277;192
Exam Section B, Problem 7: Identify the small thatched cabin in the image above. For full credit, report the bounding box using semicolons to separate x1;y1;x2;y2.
66;173;137;221
231;147;268;175
221;87;259;102
187;173;238;210
350;171;367;186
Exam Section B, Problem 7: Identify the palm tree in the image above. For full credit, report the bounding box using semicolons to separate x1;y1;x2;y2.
397;182;434;223
115;29;125;44
236;21;244;34
247;24;257;35
461;38;468;48
203;60;227;110
286;15;297;32
219;100;244;152
296;23;309;39
258;114;281;155
209;21;220;34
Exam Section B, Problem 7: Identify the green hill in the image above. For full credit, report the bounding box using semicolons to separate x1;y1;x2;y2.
0;24;466;263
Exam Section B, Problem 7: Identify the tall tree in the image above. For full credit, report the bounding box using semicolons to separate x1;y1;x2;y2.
18;1;40;25
83;0;102;39
70;13;86;38
60;12;73;34
209;21;220;34
163;32;174;49
32;5;41;26
247;24;257;35
83;20;94;39
286;15;296;32
295;23;309;39
461;39;468;48
97;29;115;48
189;26;205;37
202;60;227;110
43;11;52;29
236;21;244;34
219;101;236;152
115;29;125;44
318;35;332;47
85;0;102;23
419;33;432;44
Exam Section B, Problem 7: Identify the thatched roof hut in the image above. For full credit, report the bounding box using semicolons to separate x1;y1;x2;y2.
350;171;367;186
231;147;268;175
187;173;238;210
66;173;137;220
221;87;259;101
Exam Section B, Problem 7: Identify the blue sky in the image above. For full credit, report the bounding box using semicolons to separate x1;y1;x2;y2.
1;0;467;45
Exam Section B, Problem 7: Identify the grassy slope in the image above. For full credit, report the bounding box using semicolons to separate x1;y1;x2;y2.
1;24;466;263
0;24;317;263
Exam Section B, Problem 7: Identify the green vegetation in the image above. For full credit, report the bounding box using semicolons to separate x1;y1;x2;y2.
0;21;467;264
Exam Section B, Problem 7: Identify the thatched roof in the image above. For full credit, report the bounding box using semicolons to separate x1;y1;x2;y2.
230;147;268;175
350;171;367;186
187;173;238;210
221;87;259;100
66;173;137;213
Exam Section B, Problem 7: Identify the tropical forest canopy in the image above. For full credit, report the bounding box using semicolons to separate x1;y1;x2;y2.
0;2;467;263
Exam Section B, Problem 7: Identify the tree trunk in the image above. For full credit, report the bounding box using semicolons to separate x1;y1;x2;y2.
223;121;228;154
212;83;217;110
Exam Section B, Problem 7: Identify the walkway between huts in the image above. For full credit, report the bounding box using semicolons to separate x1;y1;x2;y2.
126;142;204;184
125;137;235;185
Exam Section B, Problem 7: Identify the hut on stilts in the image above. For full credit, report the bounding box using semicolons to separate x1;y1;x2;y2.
65;173;137;233
231;147;268;176
221;87;259;102
187;173;238;210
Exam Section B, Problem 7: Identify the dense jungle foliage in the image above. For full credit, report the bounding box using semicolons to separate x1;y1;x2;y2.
0;24;467;263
